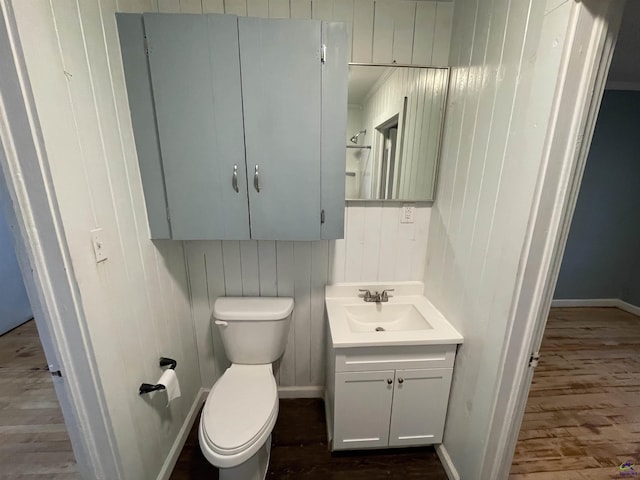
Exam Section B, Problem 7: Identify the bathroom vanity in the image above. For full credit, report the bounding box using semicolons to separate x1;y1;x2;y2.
324;282;463;451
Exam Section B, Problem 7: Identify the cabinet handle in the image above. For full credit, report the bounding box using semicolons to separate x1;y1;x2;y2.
398;377;404;384
387;378;393;385
232;165;239;193
254;165;260;192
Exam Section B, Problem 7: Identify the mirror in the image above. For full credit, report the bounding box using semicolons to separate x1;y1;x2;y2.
345;65;449;201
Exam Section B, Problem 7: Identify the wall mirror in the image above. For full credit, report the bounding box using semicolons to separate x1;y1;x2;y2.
346;64;449;202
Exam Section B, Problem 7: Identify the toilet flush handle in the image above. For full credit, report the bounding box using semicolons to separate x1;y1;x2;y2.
214;320;228;327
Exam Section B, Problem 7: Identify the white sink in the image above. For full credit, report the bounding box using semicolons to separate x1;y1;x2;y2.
325;282;463;348
344;304;433;332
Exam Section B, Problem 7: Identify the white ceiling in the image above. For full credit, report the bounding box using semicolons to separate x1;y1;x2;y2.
607;1;640;86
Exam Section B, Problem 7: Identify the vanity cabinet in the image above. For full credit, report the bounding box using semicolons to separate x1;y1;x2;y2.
117;13;347;240
326;344;456;451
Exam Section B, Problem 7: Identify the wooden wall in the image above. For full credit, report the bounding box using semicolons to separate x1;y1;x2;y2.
175;0;453;389
10;2;201;479
422;0;574;477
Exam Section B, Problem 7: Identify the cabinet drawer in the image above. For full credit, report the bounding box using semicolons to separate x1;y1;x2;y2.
335;345;456;372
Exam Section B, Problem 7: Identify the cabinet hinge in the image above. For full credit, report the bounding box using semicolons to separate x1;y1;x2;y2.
321;209;325;224
144;36;150;56
528;352;540;368
48;364;63;378
321;44;326;64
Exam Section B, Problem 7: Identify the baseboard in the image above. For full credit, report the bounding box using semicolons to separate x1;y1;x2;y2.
550;298;640;317
436;444;460;480
277;386;324;398
550;298;619;308
157;388;208;480
616;300;640;317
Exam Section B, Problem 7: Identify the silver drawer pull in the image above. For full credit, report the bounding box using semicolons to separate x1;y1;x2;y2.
254;165;260;192
232;165;239;193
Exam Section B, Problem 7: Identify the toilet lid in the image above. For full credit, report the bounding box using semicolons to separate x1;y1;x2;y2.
201;364;277;455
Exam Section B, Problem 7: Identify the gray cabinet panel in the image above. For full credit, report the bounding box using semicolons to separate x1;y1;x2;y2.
321;22;348;240
144;13;249;240
116;14;170;239
238;17;322;240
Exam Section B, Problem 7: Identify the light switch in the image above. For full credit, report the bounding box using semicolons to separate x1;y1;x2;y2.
90;228;108;263
401;205;415;224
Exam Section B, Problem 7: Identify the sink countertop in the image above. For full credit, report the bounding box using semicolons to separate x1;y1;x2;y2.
325;282;464;348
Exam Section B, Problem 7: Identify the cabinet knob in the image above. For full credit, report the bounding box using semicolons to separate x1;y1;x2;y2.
232;164;239;193
398;378;404;384
386;378;393;385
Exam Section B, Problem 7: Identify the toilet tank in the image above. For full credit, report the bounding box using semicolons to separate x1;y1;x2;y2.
213;297;294;364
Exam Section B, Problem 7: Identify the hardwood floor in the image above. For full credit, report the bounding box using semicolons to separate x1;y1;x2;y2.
0;320;78;479
171;398;448;479
510;307;640;479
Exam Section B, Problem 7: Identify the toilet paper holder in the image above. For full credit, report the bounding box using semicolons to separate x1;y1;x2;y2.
139;357;177;395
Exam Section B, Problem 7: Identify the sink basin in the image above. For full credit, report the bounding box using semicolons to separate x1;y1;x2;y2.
344;304;433;332
325;282;463;348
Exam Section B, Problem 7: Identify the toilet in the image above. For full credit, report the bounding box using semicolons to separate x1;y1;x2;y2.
198;296;294;480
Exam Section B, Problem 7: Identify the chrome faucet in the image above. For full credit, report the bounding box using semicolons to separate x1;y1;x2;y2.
359;289;394;303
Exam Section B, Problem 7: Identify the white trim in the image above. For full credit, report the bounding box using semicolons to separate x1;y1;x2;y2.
0;2;122;478
436;444;460;480
605;80;640;91
157;388;208;480
550;298;640;316
278;386;325;398
617;300;640;317
483;1;624;479
550;298;619;307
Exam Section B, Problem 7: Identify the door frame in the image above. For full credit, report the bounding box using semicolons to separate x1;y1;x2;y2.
0;2;122;478
482;1;625;478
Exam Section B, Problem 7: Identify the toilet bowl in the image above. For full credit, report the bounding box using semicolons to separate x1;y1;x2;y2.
199;297;294;480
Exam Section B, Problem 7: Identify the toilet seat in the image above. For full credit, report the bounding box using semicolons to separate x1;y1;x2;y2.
199;364;278;468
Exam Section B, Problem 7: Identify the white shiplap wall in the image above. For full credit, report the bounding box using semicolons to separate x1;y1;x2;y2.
10;1;201;479
422;0;573;478
182;0;452;389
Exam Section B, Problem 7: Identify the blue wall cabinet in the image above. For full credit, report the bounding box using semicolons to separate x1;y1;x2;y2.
117;13;347;240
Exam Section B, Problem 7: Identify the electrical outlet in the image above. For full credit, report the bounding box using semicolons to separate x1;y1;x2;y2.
401;204;415;224
90;228;108;263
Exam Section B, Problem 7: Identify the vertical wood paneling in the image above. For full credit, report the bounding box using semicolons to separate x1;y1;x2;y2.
240;240;260;295
180;0;452;390
12;0;201;478
276;241;295;385
179;0;203;13
290;0;311;19
412;2;436;65
352;0;374;62
422;0;574;477
268;0;290;18
157;0;180;12
247;0;269;17
203;0;225;13
224;0;247;16
257;240;277;295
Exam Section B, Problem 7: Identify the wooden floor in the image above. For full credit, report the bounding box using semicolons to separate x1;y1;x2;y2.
0;320;78;479
171;398;448;479
511;307;640;479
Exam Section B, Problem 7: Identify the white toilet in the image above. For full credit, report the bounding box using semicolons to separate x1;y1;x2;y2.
198;296;294;480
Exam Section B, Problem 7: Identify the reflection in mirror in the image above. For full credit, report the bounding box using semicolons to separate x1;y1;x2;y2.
346;65;449;201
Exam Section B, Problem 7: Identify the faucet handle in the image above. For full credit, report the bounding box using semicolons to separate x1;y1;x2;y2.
381;289;395;301
359;289;372;300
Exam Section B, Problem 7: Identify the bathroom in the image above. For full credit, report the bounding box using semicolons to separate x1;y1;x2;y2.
0;0;622;479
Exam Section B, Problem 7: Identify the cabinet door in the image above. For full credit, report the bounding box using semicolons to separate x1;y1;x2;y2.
238;18;322;240
144;14;250;240
388;368;453;447
334;371;394;450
